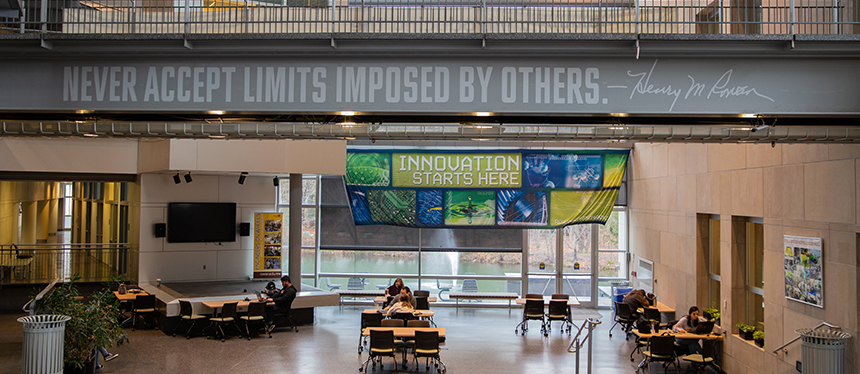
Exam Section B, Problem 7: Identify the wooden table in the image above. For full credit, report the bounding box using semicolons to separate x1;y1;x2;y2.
113;290;149;326
338;290;385;306
632;329;724;341
515;297;581;306
449;292;519;310
202;299;272;315
374;296;438;304
363;309;434;317
362;327;445;338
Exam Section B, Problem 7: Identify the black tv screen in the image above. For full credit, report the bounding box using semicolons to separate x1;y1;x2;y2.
167;202;237;243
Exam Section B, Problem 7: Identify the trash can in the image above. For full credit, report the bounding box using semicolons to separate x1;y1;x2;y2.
18;315;70;374
796;328;851;374
613;286;633;313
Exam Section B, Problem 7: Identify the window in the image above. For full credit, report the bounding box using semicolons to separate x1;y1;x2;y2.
699;214;721;311
732;216;764;334
277;175;321;286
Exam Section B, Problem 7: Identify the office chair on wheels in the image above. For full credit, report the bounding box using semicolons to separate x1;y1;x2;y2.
172;300;206;339
610;301;635;340
359;330;397;373
515;298;547;336
241;301;270;340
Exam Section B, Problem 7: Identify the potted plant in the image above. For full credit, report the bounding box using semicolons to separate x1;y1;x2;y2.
39;275;128;374
703;307;720;325
753;330;764;348
736;323;755;340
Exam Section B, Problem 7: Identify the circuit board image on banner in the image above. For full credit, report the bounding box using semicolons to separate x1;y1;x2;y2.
344;149;628;229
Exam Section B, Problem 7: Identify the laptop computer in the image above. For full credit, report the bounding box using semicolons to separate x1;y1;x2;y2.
375;303;382;313
255;291;264;301
694;320;715;334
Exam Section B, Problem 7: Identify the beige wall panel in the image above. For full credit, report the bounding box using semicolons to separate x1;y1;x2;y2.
139;173;220;204
763;250;787;307
827;144;860;161
828;229;857;266
652;144;668;178
667;143;686;177
781;219;829;231
139;206;166;253
763;165;804;220
763;300;783;356
686;143;708;175
762;220;784;256
137;139;171;173
733;334;764;373
217;176;277;205
168;139;199;171
857;160;860;226
632;144;652;180
196;139;286;173
719;171;733;215
696;172;720;213
0;138;138;174
660;176;677;212
823;262;858;330
803;160;856;224
747;143;782;168
731;168;764;217
645;178;660;211
629;178;645;209
284;140;347;175
659;231;678;270
677;174;697;212
782;143;828;165
708;143;746;172
216;250;253;280
667;212;685;236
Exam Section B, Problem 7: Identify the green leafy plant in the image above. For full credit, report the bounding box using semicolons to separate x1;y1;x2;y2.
703;307;720;320
752;331;764;340
39;275;128;369
736;323;755;333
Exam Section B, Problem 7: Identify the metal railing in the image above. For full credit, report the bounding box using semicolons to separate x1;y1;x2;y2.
0;243;132;286
1;0;856;36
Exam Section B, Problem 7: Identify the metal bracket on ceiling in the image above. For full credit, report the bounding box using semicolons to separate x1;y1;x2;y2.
184;39;194;50
790;35;795;50
331;37;337;49
635;37;640;60
482;35;486;49
40;38;52;50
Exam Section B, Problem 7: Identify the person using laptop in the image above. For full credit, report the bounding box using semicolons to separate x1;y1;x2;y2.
386;286;417;309
672;306;709;354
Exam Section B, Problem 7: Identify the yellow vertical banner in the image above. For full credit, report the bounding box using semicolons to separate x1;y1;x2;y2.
253;212;283;279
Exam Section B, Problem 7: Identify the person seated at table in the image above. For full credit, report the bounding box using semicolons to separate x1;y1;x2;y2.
265;275;297;330
622;289;651;318
386;286;417;309
385;278;405;304
672;306;707;355
386;294;415;315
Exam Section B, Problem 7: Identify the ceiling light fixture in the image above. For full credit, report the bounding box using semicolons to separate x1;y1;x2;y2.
238;172;248;185
340;122;356;127
184;172;193;183
475;112;491;117
208;110;225;115
340;111;355;116
173;173;181;184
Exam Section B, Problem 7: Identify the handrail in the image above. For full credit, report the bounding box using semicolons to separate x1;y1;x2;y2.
772;321;840;353
569;318;602;374
23;278;60;316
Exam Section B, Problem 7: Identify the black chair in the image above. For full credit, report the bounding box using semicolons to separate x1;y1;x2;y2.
393;312;417;323
525;293;543;299
406;320;430;328
412;330;445;374
641;335;681;373
545;300;571;335
643;307;668;330
552;293;576;330
325;277;342;291
172;300;206;339
415;296;430;310
209;302;241;342
681;339;717;373
435;279;452;300
241;301;270;340
131;294;156;331
270;295;298;333
359;312;384;354
515;299;547;336
413;290;430;299
609;301;635;340
360;329;397;373
380;319;406;353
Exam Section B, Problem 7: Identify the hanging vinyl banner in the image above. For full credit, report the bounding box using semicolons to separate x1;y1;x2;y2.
345;149;628;228
253;212;284;279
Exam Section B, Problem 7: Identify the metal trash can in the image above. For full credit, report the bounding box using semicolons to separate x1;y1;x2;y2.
796;328;851;374
17;315;70;374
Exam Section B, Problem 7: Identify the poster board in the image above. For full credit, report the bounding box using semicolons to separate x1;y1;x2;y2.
783;235;823;308
253;212;284;279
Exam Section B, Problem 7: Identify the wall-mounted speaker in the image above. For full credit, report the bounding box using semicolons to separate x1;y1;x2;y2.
238;222;250;237
154;223;166;238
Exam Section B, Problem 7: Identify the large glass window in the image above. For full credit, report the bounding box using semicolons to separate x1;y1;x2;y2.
746;221;764;331
708;217;721;310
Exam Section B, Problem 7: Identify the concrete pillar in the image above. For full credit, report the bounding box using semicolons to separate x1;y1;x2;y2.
0;201;17;245
36;200;49;243
289;174;302;291
48;197;59;235
21;201;37;245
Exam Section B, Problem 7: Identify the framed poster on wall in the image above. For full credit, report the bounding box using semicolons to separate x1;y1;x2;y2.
253;212;283;279
783;235;823;308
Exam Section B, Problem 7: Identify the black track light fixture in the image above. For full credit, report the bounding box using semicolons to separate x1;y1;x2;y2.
238;172;248;185
184;172;193;183
273;177;279;187
173;173;181;184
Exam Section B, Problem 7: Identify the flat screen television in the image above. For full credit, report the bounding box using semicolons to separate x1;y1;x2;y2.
167;202;237;243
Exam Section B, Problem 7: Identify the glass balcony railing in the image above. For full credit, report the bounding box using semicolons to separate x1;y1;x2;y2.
1;0;856;36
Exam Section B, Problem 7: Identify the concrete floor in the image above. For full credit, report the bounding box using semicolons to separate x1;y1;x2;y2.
0;306;721;374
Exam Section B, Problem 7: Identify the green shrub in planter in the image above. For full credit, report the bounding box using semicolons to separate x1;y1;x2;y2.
38;275;128;372
736;323;755;340
703;308;720;323
753;331;764;348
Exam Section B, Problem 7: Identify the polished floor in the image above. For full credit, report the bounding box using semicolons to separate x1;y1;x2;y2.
0;306;720;374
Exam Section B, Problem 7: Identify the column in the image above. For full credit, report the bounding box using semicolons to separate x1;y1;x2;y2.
21;201;37;245
289;174;302;292
36;200;49;243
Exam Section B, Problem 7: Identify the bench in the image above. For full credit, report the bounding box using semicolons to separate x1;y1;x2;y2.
337;290;385;306
448;292;520;310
